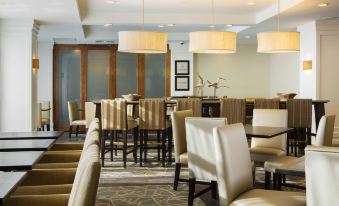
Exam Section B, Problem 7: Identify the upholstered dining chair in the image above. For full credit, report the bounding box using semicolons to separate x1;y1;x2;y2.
185;117;227;206
101;99;138;167
139;98;171;167
40;101;51;131
264;114;336;189
171;110;193;190
212;123;306;206
305;146;339;206
85;102;96;130
254;98;280;109
250;109;288;163
219;98;246;124
176;98;202;117
68;100;86;138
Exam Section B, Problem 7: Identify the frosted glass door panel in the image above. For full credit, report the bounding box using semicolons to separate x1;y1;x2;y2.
116;52;138;97
87;50;110;101
58;49;81;126
145;54;166;98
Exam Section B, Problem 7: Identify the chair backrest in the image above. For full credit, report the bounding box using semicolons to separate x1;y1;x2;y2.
139;98;166;130
85;102;96;128
127;104;139;119
171;110;193;163
305;146;339;206
68;144;101;206
176;98;202;117
41;101;50;122
251;109;288;151
213;123;253;205
186;117;227;181
220;98;246;124
287;99;312;128
254;98;280;109
101;99;127;130
36;103;42;129
82;118;100;153
68;101;80;123
314;115;336;146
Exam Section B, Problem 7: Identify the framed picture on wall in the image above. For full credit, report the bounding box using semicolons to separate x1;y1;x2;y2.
175;76;190;91
175;60;190;75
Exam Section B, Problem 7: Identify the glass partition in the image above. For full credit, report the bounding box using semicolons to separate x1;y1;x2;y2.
116;52;138;97
144;54;166;98
58;49;81;126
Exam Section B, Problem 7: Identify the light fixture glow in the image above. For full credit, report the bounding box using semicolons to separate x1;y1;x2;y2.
244;35;251;39
158;25;164;28
104;23;112;27
167;24;175;27
226;24;233;27
303;60;312;70
318;3;329;7
32;59;39;69
248;2;256;5
106;0;117;4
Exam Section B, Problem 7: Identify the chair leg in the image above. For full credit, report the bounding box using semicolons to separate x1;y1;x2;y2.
101;130;106;167
133;127;138;163
157;130;160;161
69;126;72;139
211;181;217;199
47;124;50;131
114;131;118;156
167;128;172;163
75;125;79;137
110;131;114;161
161;130;166;167
188;178;196;206
173;163;181;190
144;130;148;162
139;130;144;167
123;130;127;168
273;173;277;190
265;171;271;189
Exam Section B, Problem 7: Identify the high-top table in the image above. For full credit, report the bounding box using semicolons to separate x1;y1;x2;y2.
0;151;44;171
0;131;63;140
0;172;27;205
0;139;55;152
245;125;294;138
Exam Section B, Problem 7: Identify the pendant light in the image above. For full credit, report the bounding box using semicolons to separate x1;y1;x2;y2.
189;0;237;54
257;0;300;53
118;0;167;53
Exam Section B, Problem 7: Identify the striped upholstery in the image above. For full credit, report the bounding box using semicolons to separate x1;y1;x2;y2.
254;98;280;109
139;98;169;130
220;98;246;124
85;102;96;128
287;99;312;128
176;98;202;117
41;101;50;125
101;99;134;130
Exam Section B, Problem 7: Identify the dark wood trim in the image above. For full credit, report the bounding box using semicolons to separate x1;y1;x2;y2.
138;54;145;98
109;45;117;98
166;45;171;96
80;46;88;119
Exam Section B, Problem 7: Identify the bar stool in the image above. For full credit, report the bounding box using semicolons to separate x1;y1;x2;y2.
68;101;86;139
219;98;246;124
101;99;138;168
139;98;171;167
254;98;280;109
286;99;312;156
176;98;202;117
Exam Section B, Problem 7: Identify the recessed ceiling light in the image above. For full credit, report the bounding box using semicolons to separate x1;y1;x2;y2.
106;0;117;4
209;25;216;28
244;35;251;39
226;24;233;27
318;3;329;7
167;24;175;27
104;23;112;27
158;25;164;28
248;2;255;6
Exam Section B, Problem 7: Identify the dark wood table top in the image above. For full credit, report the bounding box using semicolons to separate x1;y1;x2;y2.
0;131;63;140
0;151;44;171
0;139;55;152
0;172;27;205
245;125;294;138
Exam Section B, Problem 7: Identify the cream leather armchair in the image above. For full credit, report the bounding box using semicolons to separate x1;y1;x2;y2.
5;144;101;206
171;110;193;190
213;123;306;206
185;117;227;206
305;146;339;206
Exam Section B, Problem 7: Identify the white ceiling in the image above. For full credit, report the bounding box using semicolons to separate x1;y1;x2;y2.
0;0;338;43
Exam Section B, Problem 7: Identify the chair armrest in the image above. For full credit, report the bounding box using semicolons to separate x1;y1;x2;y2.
5;194;69;206
22;169;76;186
50;143;84;151
39;152;81;163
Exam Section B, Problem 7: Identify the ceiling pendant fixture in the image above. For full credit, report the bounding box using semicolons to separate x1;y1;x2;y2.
189;0;237;54
118;0;167;53
257;0;300;53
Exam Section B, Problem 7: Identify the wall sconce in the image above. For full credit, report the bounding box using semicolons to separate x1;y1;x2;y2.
303;60;312;70
32;59;39;69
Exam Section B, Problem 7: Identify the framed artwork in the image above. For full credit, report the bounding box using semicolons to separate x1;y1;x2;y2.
175;76;190;91
175;60;190;75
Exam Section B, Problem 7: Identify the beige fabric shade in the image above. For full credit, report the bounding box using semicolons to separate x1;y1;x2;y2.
118;31;168;53
257;32;300;53
32;59;39;69
189;31;237;54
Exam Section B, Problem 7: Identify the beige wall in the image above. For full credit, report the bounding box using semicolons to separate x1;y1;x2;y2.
194;44;270;98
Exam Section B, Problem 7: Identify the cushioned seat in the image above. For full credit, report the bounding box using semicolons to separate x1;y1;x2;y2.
250;147;285;162
264;156;302;173
34;162;79;169
232;189;306;206
13;184;72;196
179;152;188;164
70;119;86;126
